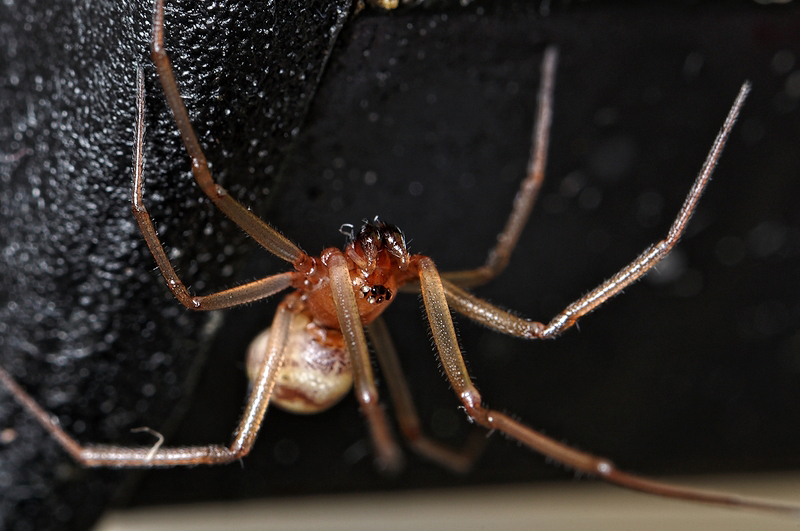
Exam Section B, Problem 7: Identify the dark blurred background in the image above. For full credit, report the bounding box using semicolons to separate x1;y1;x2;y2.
1;1;799;530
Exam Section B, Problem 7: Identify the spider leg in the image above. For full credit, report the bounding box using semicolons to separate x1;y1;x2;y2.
416;256;799;513
442;46;557;289
443;81;751;340
327;252;404;473
0;300;293;466
133;68;295;311
368;317;485;474
150;0;305;265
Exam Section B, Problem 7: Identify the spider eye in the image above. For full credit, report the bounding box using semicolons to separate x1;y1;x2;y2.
366;284;392;304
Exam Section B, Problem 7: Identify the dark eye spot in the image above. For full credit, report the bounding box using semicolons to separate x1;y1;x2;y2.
367;284;392;304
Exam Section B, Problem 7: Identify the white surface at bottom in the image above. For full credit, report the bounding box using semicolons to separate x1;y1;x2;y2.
94;472;800;531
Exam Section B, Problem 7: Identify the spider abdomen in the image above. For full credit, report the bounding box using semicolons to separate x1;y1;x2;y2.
246;311;352;414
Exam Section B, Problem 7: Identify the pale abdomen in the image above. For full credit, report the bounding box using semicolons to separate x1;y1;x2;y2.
246;311;352;414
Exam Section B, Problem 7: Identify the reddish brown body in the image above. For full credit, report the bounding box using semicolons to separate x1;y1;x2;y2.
249;220;419;414
292;221;416;329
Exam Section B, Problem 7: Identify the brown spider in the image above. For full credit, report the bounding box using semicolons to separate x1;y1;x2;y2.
0;0;797;515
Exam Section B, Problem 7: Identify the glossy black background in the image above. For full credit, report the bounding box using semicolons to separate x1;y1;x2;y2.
1;1;799;529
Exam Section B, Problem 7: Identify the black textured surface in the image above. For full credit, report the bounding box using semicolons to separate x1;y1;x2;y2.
2;0;800;528
0;0;351;529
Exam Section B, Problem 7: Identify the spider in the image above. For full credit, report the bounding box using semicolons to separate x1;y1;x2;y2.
0;0;796;515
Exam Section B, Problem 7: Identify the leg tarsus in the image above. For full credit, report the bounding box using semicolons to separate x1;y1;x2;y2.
443;83;752;342
464;401;799;514
443;46;558;289
0;360;246;467
421;252;799;513
0;300;293;468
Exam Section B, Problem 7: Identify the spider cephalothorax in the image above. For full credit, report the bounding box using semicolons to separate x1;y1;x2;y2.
298;219;413;330
246;220;411;414
346;218;409;271
247;219;412;414
346;218;410;300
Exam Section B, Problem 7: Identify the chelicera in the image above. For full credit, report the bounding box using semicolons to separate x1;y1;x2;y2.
1;0;797;514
